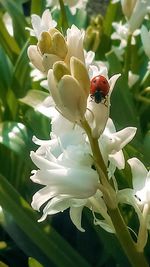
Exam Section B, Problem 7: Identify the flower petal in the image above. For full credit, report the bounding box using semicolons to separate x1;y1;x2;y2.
38;195;71;221
70;205;85;232
30;167;99;198
127;158;148;191
86;96;109;138
109;73;121;95
27;45;44;72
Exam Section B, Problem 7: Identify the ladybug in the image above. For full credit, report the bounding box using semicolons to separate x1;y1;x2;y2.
90;75;110;104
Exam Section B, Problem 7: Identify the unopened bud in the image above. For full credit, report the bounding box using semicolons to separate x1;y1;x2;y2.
52;32;68;59
38;31;52;55
53;61;70;82
70;57;90;97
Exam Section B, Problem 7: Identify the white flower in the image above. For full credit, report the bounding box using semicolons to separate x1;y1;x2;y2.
65;25;85;65
27;9;57;38
46;0;88;15
118;158;150;250
99;119;137;175
120;157;150;212
111;22;140;48
30;130;99;231
86;66;121;138
127;158;150;207
112;0;150;32
111;22;129;48
141;25;150;59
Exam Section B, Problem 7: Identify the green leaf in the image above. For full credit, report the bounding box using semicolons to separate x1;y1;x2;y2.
106;51;140;131
0;0;28;46
0;174;91;267
11;40;31;98
19;90;49;113
0;122;32;156
0;16;20;62
0;48;12;104
103;2;119;36
24;109;51;139
0;261;8;267
31;0;46;16
28;258;44;267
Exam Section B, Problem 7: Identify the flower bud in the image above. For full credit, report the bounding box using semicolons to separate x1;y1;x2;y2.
27;45;45;72
52;32;68;59
70;57;90;97
48;62;87;123
38;31;52;55
42;54;61;73
121;0;136;19
53;61;70;82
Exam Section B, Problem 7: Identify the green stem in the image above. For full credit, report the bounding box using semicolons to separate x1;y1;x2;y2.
136;204;149;252
136;95;150;105
81;119;107;178
81;118;149;267
58;0;69;34
108;208;149;267
140;70;150;88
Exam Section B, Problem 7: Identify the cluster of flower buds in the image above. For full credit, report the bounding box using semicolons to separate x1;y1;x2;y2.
27;9;120;137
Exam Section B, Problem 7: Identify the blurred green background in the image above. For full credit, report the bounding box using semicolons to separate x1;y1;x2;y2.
0;1;149;266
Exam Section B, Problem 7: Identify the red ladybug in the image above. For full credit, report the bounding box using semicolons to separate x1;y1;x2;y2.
90;75;110;104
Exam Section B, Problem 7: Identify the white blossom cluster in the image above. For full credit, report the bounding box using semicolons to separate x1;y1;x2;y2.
111;0;150;76
27;8;150;249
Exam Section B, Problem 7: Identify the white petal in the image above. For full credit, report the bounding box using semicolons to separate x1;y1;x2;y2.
94;219;115;233
30;151;64;171
127;158;148;191
109;74;121;95
41;195;71;216
86;96;109;138
65;25;85;64
30;167;98;198
31;185;57;211
113;127;137;151
42;9;57;29
141;25;150;59
128;0;149;33
48;69;63;107
31;14;41;37
109;150;125;170
118;188;143;222
27;45;44;72
70;205;85;232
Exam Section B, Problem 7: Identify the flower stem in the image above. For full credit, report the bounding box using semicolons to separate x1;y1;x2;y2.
136;204;149;252
81;118;149;267
108;207;149;267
